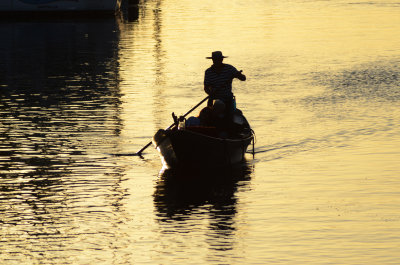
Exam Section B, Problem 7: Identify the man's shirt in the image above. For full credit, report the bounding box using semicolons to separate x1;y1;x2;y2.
204;63;239;102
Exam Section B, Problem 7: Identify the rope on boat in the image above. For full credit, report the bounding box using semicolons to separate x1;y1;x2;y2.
250;128;256;157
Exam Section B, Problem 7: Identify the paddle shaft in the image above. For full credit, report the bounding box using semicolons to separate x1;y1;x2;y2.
136;95;210;155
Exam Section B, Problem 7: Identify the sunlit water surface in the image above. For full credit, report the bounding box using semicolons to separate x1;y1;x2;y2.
1;0;400;264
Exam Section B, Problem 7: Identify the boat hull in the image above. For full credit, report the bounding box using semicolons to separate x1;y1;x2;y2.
0;0;121;12
153;128;254;169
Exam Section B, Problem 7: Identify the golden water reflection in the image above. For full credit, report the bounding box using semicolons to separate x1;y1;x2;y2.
1;0;400;264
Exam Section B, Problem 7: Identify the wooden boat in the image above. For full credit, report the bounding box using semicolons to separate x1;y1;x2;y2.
152;109;254;169
0;0;121;13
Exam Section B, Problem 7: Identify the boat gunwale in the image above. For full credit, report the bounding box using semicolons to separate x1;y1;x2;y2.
166;127;254;144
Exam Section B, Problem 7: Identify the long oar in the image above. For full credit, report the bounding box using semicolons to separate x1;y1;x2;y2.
126;95;209;157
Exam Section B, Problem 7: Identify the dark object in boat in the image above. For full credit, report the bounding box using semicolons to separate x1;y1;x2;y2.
152;109;254;169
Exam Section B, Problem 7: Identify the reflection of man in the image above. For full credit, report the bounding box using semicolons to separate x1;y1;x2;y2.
204;51;246;114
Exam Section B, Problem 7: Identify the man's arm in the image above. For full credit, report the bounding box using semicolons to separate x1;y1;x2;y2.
235;70;246;81
204;84;213;95
204;69;214;95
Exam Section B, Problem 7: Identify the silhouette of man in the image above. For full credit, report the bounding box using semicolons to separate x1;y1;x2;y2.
204;51;246;115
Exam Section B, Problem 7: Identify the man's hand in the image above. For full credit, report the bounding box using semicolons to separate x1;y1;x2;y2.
236;70;246;81
204;85;214;95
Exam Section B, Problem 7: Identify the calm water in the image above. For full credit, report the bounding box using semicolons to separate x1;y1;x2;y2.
1;0;400;264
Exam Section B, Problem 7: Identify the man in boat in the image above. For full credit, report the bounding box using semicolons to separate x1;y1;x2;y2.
204;51;246;116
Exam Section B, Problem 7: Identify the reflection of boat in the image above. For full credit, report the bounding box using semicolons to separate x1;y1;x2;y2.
152;110;255;169
0;0;121;13
154;163;253;220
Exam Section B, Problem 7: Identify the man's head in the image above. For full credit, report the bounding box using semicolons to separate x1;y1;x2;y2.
206;51;227;66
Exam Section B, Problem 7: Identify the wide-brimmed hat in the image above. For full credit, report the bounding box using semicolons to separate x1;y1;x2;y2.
206;51;228;59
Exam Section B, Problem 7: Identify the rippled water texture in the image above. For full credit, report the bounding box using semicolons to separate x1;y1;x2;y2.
1;0;400;264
